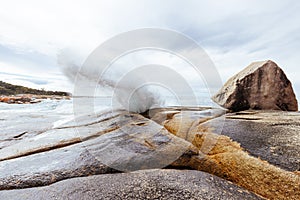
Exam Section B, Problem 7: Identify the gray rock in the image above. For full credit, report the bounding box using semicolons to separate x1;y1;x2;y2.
0;112;61;149
202;110;300;171
0;142;117;190
0;169;264;200
81;112;197;172
1;107;290;199
0;110;197;189
212;60;298;112
0;110;123;161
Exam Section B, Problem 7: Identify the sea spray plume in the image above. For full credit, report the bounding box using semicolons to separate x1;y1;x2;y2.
58;28;223;118
111;79;163;113
57;50;164;113
56;29;224;172
107;64;196;113
57;49;83;83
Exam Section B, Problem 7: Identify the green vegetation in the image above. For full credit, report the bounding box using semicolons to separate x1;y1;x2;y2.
0;81;70;96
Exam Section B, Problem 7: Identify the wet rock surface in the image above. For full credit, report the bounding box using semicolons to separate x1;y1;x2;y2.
202;110;300;171
0;107;299;199
0;142;118;190
0;109;197;189
0;169;264;200
212;60;298;112
0;111;65;150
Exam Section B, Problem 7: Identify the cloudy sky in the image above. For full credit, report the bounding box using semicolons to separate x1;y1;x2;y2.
0;0;299;101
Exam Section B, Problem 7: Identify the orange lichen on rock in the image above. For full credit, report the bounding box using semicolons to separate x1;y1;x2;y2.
163;114;300;200
190;132;300;200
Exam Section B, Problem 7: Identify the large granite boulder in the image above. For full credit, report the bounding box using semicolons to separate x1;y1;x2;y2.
212;60;298;112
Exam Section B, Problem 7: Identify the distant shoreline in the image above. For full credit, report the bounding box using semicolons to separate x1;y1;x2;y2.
0;94;71;104
0;80;71;104
0;80;71;96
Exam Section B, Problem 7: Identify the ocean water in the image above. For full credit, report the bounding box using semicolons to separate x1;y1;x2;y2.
0;98;100;132
0;96;215;133
1;95;215;118
0;96;216;149
0;100;74;139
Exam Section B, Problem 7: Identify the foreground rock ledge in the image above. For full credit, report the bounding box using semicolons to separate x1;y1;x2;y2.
0;169;263;200
212;60;298;112
0;110;197;189
0;108;300;199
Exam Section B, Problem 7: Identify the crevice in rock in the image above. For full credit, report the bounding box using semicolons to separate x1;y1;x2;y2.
0;139;81;162
81;126;120;142
12;132;27;139
270;122;300;127
225;116;262;121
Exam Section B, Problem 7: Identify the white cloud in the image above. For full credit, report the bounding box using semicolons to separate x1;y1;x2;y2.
0;0;299;101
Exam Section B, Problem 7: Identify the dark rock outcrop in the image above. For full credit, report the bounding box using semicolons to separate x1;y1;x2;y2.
201;110;300;171
212;60;298;112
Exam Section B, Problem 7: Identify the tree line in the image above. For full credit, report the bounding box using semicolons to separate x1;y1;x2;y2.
0;81;70;96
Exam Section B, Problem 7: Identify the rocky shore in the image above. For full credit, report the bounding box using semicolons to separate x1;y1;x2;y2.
0;94;71;104
0;80;71;104
0;108;299;199
0;60;299;199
